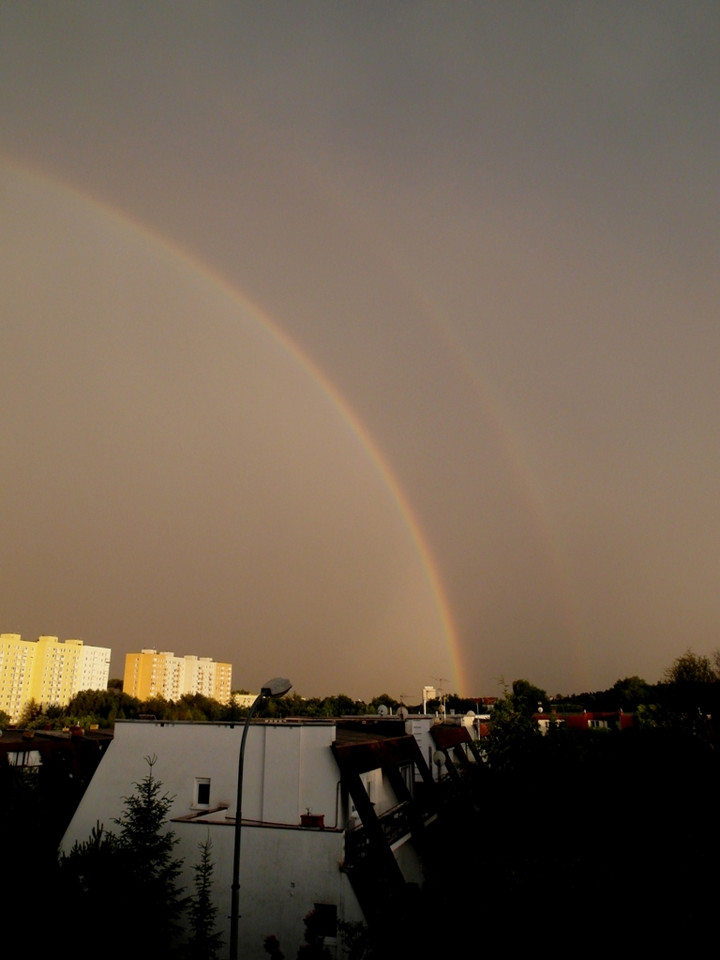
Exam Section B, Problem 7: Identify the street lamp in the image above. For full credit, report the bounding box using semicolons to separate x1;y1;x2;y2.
229;677;292;960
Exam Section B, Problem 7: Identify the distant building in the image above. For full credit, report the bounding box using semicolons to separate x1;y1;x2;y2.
123;649;232;703
535;709;634;733
0;633;111;722
231;691;259;709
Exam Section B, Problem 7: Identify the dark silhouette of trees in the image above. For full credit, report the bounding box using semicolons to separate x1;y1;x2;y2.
58;820;119;936
296;909;333;959
608;674;654;708
59;755;186;958
510;677;548;713
664;648;717;684
369;693;401;713
16;697;42;727
175;692;226;722
65;687;143;725
448;663;720;954
481;682;543;775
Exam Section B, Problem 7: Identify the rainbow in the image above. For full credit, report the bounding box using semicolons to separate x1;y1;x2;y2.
2;154;467;693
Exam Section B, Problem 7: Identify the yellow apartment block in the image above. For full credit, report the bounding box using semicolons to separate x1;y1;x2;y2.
123;649;232;703
0;633;111;723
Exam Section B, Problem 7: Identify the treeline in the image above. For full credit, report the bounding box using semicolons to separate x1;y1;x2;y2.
562;647;720;734
10;646;720;733
449;647;720;723
8;688;410;731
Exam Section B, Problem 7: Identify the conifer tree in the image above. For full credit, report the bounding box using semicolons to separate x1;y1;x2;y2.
111;754;187;952
59;757;186;956
185;835;223;960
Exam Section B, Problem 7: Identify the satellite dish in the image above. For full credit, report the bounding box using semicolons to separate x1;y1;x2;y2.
377;704;389;717
398;706;409;720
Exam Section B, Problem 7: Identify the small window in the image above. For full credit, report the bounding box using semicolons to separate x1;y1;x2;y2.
194;778;211;808
364;773;375;805
400;762;414;795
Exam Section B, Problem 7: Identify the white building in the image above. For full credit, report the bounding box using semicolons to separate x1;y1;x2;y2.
72;640;112;694
60;715;442;958
0;633;111;722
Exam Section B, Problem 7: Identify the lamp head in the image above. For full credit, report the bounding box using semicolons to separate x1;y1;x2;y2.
260;677;293;698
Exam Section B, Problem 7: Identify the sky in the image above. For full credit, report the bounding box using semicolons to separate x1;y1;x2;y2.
2;2;720;701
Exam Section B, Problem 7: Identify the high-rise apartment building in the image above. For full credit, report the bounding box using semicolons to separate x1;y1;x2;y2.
123;649;232;703
0;633;111;722
0;634;33;723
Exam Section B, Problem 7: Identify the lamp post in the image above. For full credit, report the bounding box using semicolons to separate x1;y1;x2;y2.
229;677;292;960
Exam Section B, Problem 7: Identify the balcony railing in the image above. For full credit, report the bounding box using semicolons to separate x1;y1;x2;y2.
345;801;412;865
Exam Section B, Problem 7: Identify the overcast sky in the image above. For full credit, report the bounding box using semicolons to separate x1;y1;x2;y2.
2;3;719;700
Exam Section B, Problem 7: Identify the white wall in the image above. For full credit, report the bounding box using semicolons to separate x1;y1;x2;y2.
60;720;362;959
177;819;363;958
62;720;342;833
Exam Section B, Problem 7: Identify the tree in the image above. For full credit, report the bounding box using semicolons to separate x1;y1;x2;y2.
52;821;122;952
662;649;719;738
112;755;186;946
608;675;653;710
483;681;543;774
59;820;119;902
664;649;717;685
185;835;223;960
317;693;358;717
370;693;401;713
177;692;225;722
139;694;174;720
17;697;42;727
65;688;143;726
511;678;548;714
58;757;186;956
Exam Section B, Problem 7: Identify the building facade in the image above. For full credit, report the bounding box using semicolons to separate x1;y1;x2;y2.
0;633;111;722
60;715;446;958
122;649;232;702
